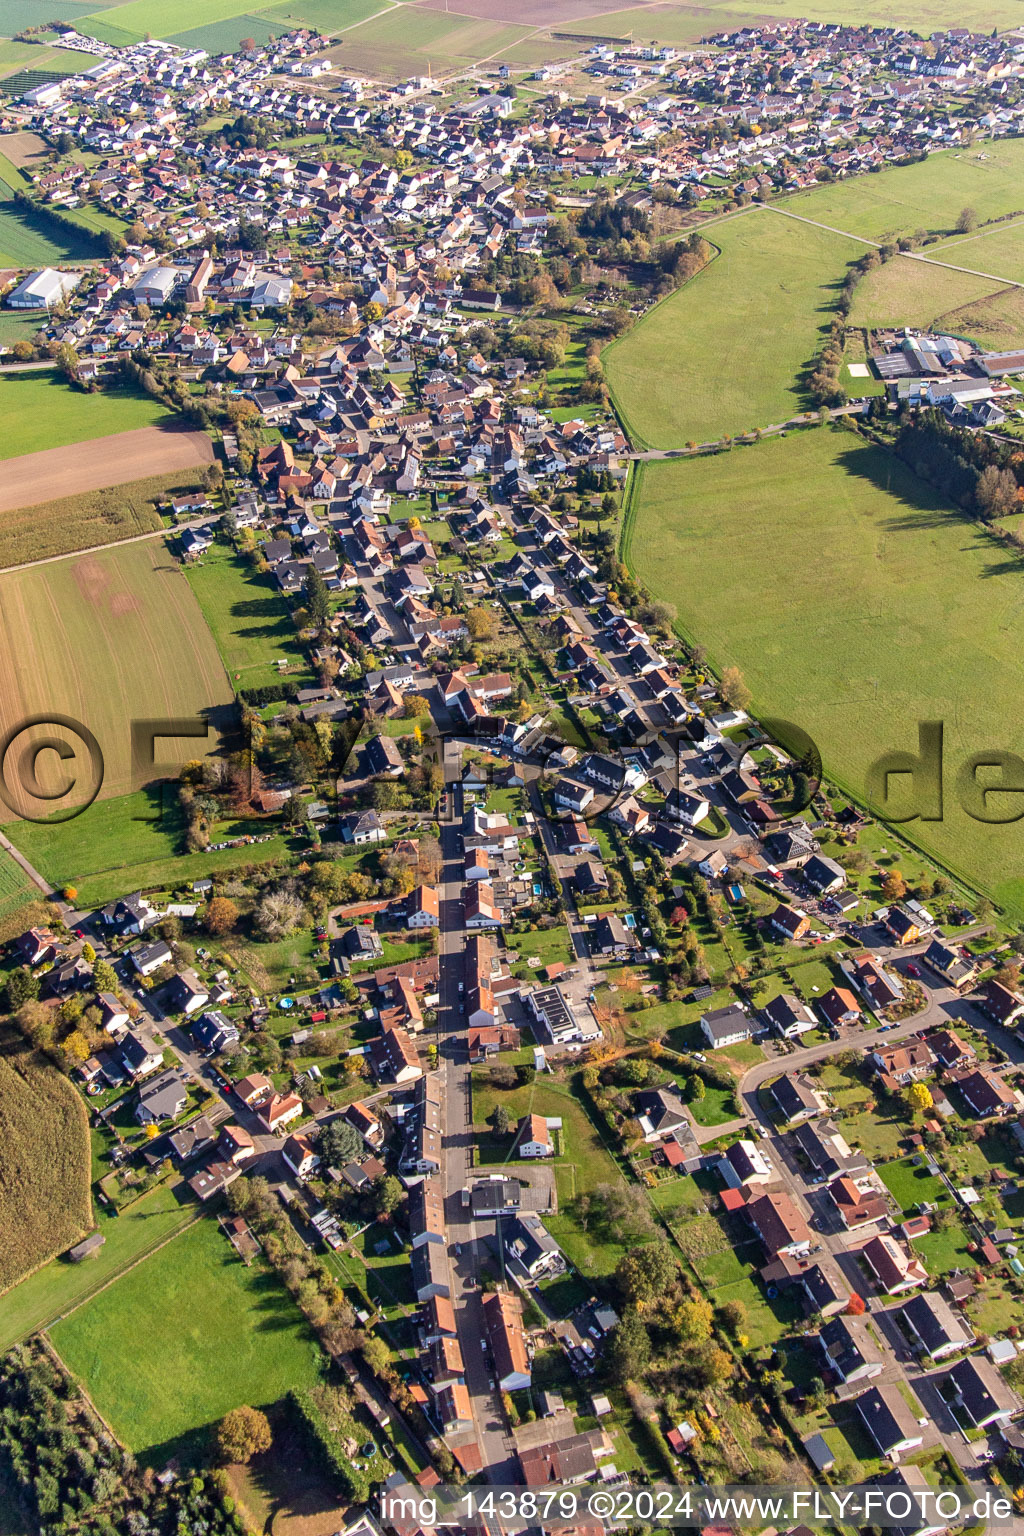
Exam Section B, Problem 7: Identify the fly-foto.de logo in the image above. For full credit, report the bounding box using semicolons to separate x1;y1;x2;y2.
867;721;1024;824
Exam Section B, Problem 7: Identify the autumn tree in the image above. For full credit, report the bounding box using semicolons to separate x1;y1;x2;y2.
955;205;978;233
976;464;1018;520
216;1406;272;1464
906;1081;933;1114
467;606;500;642
880;869;907;901
674;1293;714;1342
616;1242;676;1307
720;666;751;710
92;958;118;996
205;896;239;935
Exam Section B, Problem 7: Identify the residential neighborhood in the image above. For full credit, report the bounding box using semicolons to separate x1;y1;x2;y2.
5;6;1024;1536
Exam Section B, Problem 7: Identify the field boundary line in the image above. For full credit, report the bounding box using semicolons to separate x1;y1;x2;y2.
0;829;51;892
16;1208;205;1348
36;1333;124;1450
930;213;1024;257
0;517;210;576
766;202;1024;289
326;0;401;35
603;226;732;451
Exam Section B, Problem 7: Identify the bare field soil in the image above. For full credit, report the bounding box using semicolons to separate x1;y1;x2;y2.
0;129;48;167
0;424;213;514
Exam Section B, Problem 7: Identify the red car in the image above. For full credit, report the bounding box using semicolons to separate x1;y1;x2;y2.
906;962;921;978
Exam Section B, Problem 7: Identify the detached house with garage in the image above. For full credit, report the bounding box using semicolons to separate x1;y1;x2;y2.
861;1232;928;1295
761;992;816;1039
982;978;1024;1028
945;1355;1021;1430
700;1004;752;1049
898;1291;974;1361
884;905;922;946
745;1190;812;1260
771;1072;826;1124
769;905;811;942
871;1039;935;1087
406;885;440;928
956;1066;1020;1119
514;1114;553;1158
855;1383;924;1459
819;1313;885;1384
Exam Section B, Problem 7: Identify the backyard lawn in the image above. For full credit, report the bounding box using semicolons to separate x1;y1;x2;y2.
51;1214;322;1464
506;921;574;980
876;1156;950;1215
471;1070;641;1277
185;540;312;691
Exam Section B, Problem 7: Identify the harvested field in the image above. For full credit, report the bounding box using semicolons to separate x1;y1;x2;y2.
328;10;531;76
0;130;47;167
0;1029;92;1295
0;424;213;514
412;0;635;20
0;469;205;570
0;540;233;813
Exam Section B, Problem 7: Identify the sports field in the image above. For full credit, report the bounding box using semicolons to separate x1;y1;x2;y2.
0;540;232;811
51;1216;322;1462
624;430;1024;914
185;540;312;690
0;371;173;460
781;140;1024;244
605;208;861;447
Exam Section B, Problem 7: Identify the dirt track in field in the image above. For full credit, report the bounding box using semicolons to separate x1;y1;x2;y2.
0;425;214;514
